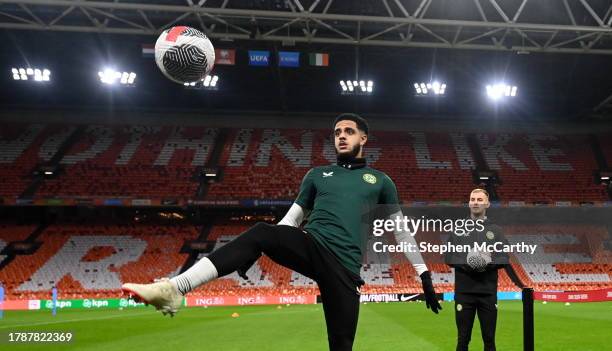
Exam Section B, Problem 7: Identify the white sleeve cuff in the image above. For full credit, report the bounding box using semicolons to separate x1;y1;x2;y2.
277;203;308;227
388;211;429;277
413;264;428;277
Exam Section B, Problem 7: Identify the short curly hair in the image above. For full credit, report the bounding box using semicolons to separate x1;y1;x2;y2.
333;113;369;135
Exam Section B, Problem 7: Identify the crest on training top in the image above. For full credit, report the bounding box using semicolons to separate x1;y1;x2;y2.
363;173;377;184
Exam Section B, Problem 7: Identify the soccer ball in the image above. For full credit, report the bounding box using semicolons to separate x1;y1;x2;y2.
466;250;492;272
155;26;215;84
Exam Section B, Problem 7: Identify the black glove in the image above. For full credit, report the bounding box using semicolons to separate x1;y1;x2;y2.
420;271;442;314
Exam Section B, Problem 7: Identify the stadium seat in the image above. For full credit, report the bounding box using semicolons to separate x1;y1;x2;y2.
0;224;199;299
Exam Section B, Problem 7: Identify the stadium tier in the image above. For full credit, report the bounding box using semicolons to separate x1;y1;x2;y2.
0;124;75;197
0;222;609;299
207;129;479;202
0;124;609;202
490;134;605;202
601;133;612;171
36;125;217;198
0;223;199;299
0;223;37;267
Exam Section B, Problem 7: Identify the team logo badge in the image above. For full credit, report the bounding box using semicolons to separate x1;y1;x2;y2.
486;231;495;240
456;304;463;312
363;173;377;184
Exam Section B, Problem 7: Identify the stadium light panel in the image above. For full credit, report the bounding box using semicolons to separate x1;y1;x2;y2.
486;83;518;100
12;67;51;82
340;80;347;92
98;68;136;86
340;80;373;95
183;75;219;90
414;81;446;96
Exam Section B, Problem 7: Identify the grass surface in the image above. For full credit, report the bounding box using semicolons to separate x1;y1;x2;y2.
1;301;610;350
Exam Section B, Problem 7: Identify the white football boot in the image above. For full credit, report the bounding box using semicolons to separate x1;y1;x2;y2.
122;278;183;317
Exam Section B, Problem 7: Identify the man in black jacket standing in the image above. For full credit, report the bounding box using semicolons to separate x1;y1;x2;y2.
446;188;510;351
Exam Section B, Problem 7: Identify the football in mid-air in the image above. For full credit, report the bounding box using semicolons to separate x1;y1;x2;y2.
155;26;215;84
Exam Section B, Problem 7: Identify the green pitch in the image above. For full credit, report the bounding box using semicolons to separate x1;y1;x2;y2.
1;301;610;350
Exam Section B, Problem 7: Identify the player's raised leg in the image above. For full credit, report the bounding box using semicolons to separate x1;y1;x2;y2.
122;222;316;316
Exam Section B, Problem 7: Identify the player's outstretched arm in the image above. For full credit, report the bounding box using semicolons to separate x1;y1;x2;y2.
389;210;442;314
379;174;441;314
277;203;310;227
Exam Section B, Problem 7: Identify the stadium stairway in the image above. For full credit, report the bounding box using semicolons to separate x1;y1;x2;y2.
195;128;229;199
589;134;609;171
468;133;500;200
467;133;488;170
0;221;48;270
178;222;214;274
20;126;85;198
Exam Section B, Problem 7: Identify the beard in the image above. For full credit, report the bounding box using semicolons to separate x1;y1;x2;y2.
336;143;362;161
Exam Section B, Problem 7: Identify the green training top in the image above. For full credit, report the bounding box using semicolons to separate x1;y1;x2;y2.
295;164;399;276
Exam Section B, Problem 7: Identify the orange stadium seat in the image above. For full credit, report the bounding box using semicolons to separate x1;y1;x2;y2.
1;124;611;202
0;221;610;298
0;124;75;197
36;126;214;198
0;224;199;299
492;134;606;202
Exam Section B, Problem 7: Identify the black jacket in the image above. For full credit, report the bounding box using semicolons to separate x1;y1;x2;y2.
445;219;510;294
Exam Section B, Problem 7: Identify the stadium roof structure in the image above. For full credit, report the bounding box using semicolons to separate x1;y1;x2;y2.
2;0;612;119
1;0;612;55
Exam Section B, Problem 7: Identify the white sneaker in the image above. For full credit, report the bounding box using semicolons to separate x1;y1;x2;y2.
122;278;183;317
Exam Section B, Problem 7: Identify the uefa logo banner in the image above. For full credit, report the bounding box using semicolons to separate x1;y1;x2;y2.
248;50;270;66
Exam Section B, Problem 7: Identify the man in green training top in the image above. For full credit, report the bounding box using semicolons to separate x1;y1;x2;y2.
122;113;442;351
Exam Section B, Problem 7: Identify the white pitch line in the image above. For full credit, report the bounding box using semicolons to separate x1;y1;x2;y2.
0;305;321;329
0;310;155;329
